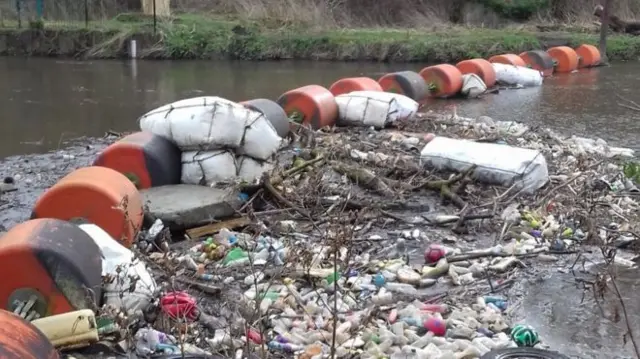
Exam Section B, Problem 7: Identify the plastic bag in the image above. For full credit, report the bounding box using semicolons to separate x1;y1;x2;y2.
420;136;549;193
461;74;487;98
139;97;282;159
79;224;157;315
181;150;237;185
348;91;418;121
492;63;543;87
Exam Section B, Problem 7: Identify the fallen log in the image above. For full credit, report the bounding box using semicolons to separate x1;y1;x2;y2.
594;4;640;34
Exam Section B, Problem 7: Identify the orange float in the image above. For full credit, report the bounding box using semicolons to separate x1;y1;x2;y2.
329;77;383;96
0;309;59;358
93;131;181;190
488;53;527;67
575;44;601;68
241;98;290;138
547;46;579;73
377;71;429;101
276;85;338;129
31;166;143;248
519;50;555;76
455;59;497;88
419;64;463;98
0;219;102;320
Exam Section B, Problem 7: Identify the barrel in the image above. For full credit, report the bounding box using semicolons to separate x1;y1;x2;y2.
276;85;338;129
329;77;383;96
456;59;497;88
575;44;601;68
31;166;144;248
547;46;579;73
93;131;181;190
419;64;463;98
488;54;527;67
378;71;429;101
0;219;102;319
519;50;555;77
241;98;290;138
0;309;59;358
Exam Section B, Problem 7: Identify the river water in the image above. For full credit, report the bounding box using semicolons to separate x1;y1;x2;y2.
1;58;640;158
2;58;640;358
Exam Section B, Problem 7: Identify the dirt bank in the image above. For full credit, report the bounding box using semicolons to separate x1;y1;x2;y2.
0;137;110;233
3;13;640;62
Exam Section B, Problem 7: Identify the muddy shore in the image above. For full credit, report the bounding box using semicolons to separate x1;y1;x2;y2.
0;137;110;233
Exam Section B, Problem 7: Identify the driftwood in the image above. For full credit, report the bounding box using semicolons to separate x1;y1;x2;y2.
594;4;640;35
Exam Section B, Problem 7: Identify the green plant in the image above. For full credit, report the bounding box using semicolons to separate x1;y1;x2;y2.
623;161;640;183
477;0;550;21
28;19;44;30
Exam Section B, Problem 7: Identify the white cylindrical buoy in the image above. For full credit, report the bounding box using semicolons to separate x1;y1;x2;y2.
130;40;137;59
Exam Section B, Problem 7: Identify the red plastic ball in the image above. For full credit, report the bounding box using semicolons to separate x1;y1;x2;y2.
424;244;445;263
424;317;447;336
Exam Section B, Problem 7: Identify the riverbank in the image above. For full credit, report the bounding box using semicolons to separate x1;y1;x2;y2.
2;14;640;62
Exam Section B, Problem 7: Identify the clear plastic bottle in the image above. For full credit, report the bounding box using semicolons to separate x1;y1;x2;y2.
385;282;419;296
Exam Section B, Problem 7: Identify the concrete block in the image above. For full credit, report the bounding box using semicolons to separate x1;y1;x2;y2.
141;184;242;229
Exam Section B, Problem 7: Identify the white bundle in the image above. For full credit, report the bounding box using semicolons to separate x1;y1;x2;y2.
335;91;418;128
492;63;543;87
139;96;282;160
181;150;272;186
461;74;487;98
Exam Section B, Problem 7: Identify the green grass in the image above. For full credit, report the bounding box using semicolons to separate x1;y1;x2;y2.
4;14;640;62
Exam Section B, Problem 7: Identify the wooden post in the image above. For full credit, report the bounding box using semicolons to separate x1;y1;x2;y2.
598;0;611;64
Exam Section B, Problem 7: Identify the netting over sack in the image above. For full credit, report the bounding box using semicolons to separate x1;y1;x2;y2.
336;91;418;128
492;63;543;87
139;96;282;160
181;150;273;186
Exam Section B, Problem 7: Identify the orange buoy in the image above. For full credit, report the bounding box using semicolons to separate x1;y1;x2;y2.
0;309;59;358
329;77;383;96
519;50;555;76
455;59;497;88
377;71;429;101
31;166;143;248
575;44;601;68
547;46;579;73
488;54;527;67
241;98;290;138
0;219;102;319
93;131;181;190
419;64;463;98
276;85;338;129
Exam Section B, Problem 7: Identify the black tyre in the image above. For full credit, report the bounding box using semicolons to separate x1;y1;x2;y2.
480;348;570;359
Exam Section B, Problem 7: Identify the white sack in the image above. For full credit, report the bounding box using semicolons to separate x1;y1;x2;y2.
461;74;487;98
336;93;397;128
492;63;543;87
139;96;282;160
182;151;272;185
182;150;237;185
348;91;418;121
237;156;274;182
238;116;283;160
420;137;549;193
79;224;156;315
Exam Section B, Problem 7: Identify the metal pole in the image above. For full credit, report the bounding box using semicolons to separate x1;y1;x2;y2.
153;0;156;35
84;0;89;28
598;0;610;64
15;0;21;29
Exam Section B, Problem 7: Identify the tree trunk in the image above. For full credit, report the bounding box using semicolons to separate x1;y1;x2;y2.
598;0;610;64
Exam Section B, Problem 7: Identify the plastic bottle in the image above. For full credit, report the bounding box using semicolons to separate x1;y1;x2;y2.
385;282;419;296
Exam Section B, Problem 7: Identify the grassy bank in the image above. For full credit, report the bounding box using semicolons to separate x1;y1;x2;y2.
3;14;640;62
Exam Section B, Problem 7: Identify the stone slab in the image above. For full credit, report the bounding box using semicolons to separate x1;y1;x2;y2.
141;184;242;229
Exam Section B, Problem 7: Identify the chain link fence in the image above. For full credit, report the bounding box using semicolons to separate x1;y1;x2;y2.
0;0;162;30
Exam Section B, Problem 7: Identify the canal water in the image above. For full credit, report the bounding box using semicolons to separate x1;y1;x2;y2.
1;58;640;158
1;57;640;358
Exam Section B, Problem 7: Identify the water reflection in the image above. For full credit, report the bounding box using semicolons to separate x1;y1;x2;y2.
0;58;639;158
